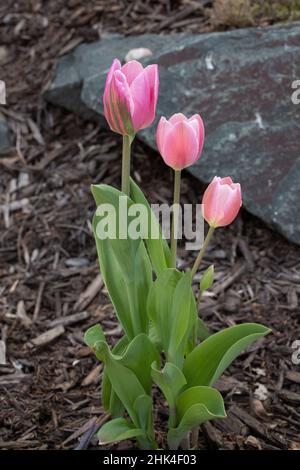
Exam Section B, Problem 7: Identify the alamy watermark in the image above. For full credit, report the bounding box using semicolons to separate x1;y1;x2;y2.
0;80;6;105
291;340;300;365
291;80;300;105
95;197;205;250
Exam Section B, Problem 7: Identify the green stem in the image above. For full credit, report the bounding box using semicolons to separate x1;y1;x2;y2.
192;229;214;348
121;134;132;196
171;170;181;268
191;226;215;279
193;291;201;347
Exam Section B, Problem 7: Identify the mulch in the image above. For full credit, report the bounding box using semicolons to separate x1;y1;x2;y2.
0;0;300;451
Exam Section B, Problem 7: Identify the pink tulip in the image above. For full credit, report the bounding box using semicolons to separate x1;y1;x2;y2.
103;58;159;136
202;177;242;228
156;113;205;170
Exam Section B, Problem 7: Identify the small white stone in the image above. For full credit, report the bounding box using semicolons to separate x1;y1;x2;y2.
254;383;269;401
125;48;153;63
253;367;266;377
18;172;30;189
205;53;214;71
255;112;264;130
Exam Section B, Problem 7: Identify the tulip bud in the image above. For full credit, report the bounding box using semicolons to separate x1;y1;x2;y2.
156;113;204;171
202;177;242;228
103;58;159;136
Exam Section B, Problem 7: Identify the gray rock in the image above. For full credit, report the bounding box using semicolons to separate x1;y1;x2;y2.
44;34;177;119
44;24;300;244
0;112;11;154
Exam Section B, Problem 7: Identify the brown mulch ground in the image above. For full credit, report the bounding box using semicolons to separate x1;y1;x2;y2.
0;0;300;451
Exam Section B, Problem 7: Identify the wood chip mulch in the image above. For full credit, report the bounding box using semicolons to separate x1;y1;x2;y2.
0;0;300;451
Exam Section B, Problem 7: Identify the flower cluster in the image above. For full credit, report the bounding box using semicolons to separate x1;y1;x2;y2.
84;58;269;450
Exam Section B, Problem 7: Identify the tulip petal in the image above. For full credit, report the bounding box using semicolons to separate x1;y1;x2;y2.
121;60;144;86
189;114;205;156
202;179;223;227
202;177;242;228
169;113;188;125
217;185;241;227
104;58;121;87
219;176;234;186
162;120;199;170
108;70;134;135
103;59;122;131
156;117;173;156
130;64;159;131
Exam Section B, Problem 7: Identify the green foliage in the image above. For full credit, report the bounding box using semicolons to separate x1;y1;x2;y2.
84;324;157;448
147;269;197;367
130;178;171;275
86;179;271;450
167;386;226;449
196;318;211;341
151;362;186;426
200;265;214;294
101;335;128;416
91;184;152;339
183;323;271;387
98;418;145;445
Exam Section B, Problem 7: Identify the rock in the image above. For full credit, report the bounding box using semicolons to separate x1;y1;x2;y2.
44;24;300;245
44;34;174;119
0;112;11;154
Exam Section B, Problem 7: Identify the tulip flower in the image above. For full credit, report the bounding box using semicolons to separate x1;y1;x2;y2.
103;58;159;137
191;177;242;279
156;113;205;171
86;64;270;452
103;58;159;196
156;113;204;268
202;176;242;228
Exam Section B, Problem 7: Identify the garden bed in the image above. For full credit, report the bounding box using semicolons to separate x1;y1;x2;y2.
0;0;300;450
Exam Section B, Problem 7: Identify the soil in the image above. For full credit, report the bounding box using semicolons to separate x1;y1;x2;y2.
0;0;300;451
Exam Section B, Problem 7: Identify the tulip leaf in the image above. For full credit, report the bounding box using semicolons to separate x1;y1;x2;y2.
151;362;186;411
148;323;162;350
169;271;193;354
123;334;160;394
183;323;271;387
84;328;157;427
93;340;146;425
148;268;182;353
167;386;226;449
134;394;154;438
84;323;106;349
106;385;125;419
130;178;171;275
197;318;211;341
98;418;144;445
176;386;226;421
91;184;153;339
92;184;140;279
147;269;197;367
200;265;214;293
84;325;126;418
102;335;128;416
